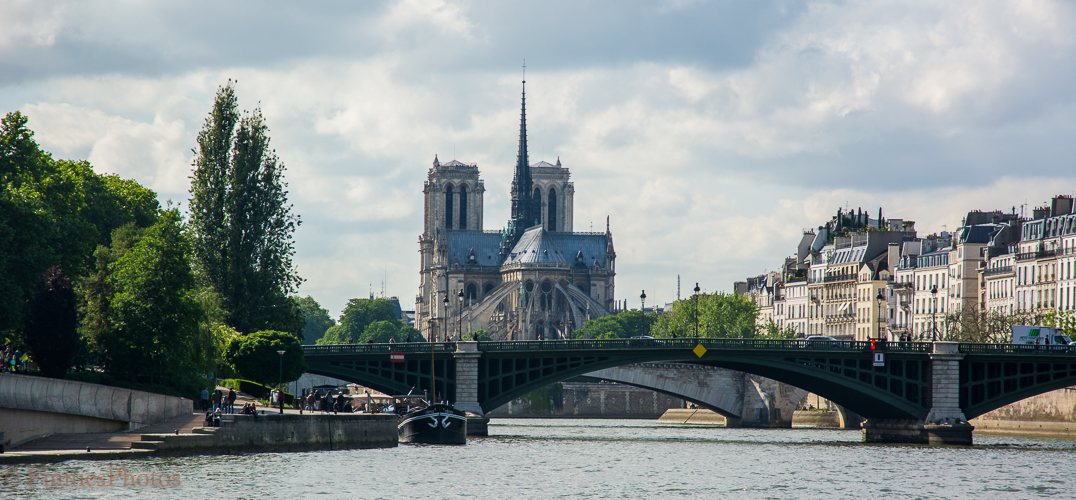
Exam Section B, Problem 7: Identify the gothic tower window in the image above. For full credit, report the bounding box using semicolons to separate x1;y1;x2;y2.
445;185;454;229
533;187;542;227
459;185;468;230
548;187;557;232
466;283;478;305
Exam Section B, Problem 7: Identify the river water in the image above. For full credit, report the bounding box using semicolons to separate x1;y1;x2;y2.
6;419;1076;499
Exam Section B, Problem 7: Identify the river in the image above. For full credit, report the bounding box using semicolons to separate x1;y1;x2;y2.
5;419;1076;499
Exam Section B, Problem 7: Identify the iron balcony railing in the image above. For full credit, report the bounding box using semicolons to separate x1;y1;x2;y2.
1016;249;1056;262
984;266;1013;277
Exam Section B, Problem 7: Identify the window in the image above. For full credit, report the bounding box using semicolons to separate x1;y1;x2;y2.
444;185;454;229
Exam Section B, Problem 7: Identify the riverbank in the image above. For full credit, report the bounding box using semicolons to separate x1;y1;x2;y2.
1;411;397;465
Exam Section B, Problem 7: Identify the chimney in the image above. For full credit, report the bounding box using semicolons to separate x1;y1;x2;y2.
1051;195;1074;216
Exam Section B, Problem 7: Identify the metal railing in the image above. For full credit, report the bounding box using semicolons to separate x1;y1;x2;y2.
1016;249;1056;262
984;266;1013;277
304;340;1076;356
303;343;457;355
473;338;936;353
959;343;1076;355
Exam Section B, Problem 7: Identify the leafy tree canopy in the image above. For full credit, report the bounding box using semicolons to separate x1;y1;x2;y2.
317;298;399;344
224;330;307;387
294;295;334;345
651;292;759;338
572;310;659;340
101;209;204;383
188;81;303;338
1;111;159;333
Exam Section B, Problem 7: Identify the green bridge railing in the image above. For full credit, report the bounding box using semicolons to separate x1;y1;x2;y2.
302;339;1076;357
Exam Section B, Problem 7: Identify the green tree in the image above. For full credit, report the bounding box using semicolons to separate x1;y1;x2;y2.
317;298;399;344
1;111;160;335
102;209;204;383
294;295;334;345
224;330;306;387
188;82;303;338
23;266;79;378
571;310;659;339
652;292;759;338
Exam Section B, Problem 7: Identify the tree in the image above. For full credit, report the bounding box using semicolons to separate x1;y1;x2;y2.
317;298;399;344
1;111;160;334
224;330;306;387
651;292;759;338
102;209;204;383
23;266;79;378
571;310;659;339
188;81;303;338
294;295;334;345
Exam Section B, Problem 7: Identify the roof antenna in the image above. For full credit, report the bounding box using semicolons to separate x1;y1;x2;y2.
522;58;526;82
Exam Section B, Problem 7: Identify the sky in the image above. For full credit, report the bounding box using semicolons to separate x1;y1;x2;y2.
3;0;1075;319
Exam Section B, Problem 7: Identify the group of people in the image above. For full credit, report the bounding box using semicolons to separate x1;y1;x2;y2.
200;387;238;413
303;390;353;414
2;344;30;372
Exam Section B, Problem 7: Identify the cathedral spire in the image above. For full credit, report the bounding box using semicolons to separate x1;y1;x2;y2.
505;78;537;257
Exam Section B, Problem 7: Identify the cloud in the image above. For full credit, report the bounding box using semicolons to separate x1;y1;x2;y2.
3;0;1076;316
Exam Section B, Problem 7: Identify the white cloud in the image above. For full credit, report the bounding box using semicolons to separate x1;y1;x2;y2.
4;0;1076;316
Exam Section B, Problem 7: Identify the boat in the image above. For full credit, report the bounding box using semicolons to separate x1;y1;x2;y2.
395;395;467;445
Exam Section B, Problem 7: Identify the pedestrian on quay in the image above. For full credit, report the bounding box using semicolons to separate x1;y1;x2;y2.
227;388;237;414
306;391;315;412
212;389;223;411
200;387;210;412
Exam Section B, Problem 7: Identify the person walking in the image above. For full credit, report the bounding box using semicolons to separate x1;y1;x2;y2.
227;388;237;414
200;387;210;412
212;389;223;412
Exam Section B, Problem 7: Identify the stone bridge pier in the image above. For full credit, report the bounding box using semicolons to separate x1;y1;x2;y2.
862;342;973;445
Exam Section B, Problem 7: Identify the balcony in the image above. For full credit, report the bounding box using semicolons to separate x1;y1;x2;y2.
1016;249;1056;262
823;273;856;283
984;266;1013;277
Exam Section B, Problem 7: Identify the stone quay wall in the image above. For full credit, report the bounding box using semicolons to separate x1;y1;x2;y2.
0;373;192;448
144;413;398;455
971;385;1076;436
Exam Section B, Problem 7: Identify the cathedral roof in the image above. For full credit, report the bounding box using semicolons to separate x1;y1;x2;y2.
504;226;565;265
530;161;559;168
447;231;502;266
441;159;475;168
502;226;609;267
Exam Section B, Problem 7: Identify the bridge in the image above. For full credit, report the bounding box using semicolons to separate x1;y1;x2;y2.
303;338;1076;444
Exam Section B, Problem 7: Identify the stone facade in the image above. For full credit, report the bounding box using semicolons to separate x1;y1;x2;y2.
416;83;617;341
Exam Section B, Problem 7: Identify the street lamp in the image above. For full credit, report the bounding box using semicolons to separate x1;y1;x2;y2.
457;289;464;342
694;283;701;338
442;293;449;343
930;285;938;342
640;290;647;337
276;349;286;414
876;290;885;341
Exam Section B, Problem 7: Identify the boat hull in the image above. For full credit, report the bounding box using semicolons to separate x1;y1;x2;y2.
398;404;468;445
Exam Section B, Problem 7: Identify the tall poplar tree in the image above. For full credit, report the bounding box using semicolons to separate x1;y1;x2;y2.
188;82;304;338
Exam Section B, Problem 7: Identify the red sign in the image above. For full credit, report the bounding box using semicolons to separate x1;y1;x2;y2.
390;352;405;363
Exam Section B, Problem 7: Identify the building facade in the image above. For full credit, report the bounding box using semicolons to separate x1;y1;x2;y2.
416;82;617;341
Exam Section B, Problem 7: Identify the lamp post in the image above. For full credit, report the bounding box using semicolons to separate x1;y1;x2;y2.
930;285;938;342
442;293;449;343
876;289;885;341
694;283;701;338
640;290;647;337
457;289;464;342
276;349;286;414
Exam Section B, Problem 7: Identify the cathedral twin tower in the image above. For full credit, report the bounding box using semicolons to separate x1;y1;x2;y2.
416;81;617;341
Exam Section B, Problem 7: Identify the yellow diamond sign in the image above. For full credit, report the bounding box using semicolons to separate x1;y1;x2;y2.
693;344;707;358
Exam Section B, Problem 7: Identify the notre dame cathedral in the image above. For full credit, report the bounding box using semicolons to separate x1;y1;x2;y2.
416;81;617;341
